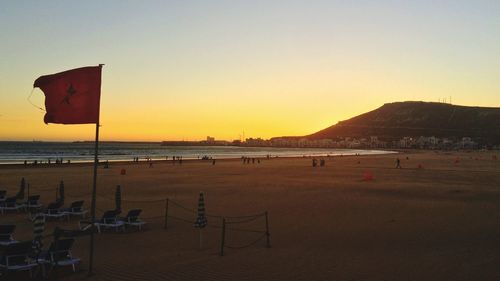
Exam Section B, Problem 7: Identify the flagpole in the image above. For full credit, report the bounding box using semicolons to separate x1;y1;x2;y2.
88;122;100;274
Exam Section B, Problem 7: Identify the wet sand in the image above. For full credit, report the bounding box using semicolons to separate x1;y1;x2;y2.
1;151;500;281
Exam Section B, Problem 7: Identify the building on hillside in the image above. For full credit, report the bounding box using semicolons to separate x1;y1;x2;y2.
461;137;476;149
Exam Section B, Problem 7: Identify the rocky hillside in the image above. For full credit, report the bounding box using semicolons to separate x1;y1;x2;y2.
302;101;500;143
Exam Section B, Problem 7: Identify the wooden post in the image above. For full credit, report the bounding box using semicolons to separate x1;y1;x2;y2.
265;211;271;248
164;198;169;229
220;218;226;256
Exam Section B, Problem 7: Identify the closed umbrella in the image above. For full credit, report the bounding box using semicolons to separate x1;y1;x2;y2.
58;180;65;204
115;185;122;215
16;178;26;200
194;192;207;249
32;213;45;252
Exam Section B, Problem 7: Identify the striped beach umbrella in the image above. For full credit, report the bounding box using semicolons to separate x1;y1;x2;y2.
194;192;207;228
194;192;207;249
58;180;65;204
115;185;122;214
32;213;45;251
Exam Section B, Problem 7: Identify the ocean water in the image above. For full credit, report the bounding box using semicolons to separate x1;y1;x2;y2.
0;141;395;164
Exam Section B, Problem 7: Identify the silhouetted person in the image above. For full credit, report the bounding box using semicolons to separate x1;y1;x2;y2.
396;158;402;169
312;158;317;167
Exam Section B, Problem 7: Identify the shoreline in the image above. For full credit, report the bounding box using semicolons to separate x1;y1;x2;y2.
2;148;497;167
0;150;399;169
0;148;399;167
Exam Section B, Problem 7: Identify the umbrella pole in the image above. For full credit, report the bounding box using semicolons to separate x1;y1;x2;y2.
27;183;30;211
199;228;202;249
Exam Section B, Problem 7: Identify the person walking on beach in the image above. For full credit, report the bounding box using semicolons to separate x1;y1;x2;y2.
396;158;402;169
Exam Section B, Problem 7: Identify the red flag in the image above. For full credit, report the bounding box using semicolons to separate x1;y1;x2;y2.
34;65;102;124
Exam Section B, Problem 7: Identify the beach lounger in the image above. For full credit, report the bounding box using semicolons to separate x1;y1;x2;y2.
0;197;26;214
79;210;124;233
0;241;38;277
25;195;43;211
121;209;146;231
0;225;17;246
43;202;67;220
41;238;80;273
63;201;88;219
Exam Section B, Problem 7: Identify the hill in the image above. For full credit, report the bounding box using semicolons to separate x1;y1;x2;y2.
292;102;500;144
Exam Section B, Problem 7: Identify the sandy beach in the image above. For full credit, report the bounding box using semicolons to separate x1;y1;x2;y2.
1;151;500;281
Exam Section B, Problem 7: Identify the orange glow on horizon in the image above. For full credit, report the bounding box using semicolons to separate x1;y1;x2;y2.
1;2;499;141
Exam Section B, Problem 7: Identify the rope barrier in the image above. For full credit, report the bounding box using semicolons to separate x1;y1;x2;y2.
222;212;267;219
120;198;166;203
94;191;166;204
167;215;194;224
168;199;198;214
3;188;271;257
205;214;223;219
206;223;223;230
225;233;266;249
168;198;265;220
226;227;266;234
225;215;264;224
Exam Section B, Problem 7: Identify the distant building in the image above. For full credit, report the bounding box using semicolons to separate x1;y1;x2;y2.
461;137;475;149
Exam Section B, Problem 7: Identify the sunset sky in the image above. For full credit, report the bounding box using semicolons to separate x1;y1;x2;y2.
1;1;499;141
